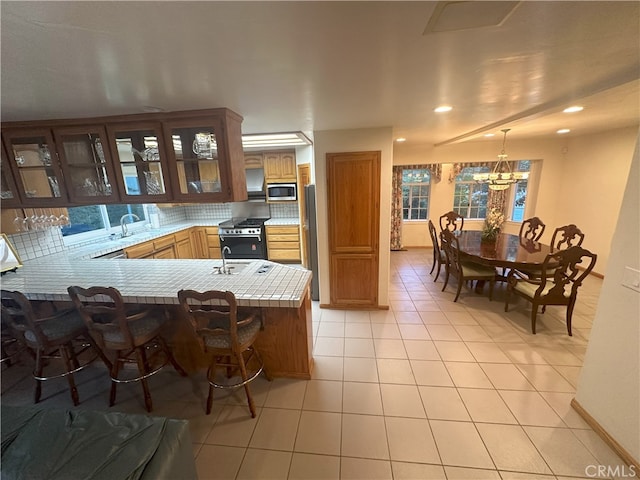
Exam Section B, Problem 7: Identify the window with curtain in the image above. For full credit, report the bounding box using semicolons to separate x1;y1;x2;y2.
509;160;531;221
402;168;431;220
453;166;490;219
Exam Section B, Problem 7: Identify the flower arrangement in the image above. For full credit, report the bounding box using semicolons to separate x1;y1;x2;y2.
481;208;505;242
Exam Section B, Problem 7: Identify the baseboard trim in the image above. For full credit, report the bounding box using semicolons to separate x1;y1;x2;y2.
571;398;639;471
320;303;389;310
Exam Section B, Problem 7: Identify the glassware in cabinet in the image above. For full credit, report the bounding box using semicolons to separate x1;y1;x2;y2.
162;112;247;203
106;123;172;202
53;125;120;204
1;142;21;207
2;128;68;206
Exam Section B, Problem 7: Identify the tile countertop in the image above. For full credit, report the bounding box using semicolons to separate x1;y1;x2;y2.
264;218;300;226
2;258;311;309
66;219;300;260
65;222;218;260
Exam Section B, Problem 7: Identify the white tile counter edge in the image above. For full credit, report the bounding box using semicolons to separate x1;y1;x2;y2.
3;258;312;309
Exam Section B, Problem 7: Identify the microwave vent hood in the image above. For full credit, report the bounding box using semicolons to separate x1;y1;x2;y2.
245;168;265;193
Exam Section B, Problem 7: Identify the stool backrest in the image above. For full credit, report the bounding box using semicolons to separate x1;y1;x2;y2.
0;290;45;345
178;289;256;350
67;286;135;348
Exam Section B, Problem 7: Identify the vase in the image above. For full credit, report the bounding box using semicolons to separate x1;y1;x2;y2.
481;229;499;243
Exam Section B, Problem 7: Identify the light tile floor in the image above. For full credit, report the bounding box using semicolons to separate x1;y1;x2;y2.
1;249;636;480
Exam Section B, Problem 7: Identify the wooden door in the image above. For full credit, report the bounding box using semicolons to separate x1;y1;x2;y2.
297;163;312;268
327;151;380;308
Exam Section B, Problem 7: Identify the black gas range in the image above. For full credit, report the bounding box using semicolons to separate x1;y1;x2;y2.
218;217;270;259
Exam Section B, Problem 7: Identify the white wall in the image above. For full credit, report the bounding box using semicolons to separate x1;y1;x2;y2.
393;127;638;275
575;132;640;462
313;127;394;307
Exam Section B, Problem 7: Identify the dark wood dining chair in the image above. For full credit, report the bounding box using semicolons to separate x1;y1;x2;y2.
439;230;498;302
550;224;585;252
1;290;98;406
439;211;464;232
68;286;187;412
177;289;268;417
519;217;546;242
428;219;446;281
504;245;597;335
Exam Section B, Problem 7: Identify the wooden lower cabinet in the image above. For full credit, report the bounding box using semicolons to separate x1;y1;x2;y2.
189;227;208;259
205;227;221;259
124;240;155;259
174;230;193;258
124;230;183;259
154;246;176;259
266;225;301;262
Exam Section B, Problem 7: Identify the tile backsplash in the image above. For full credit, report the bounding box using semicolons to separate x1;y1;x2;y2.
8;202;299;261
9;228;67;261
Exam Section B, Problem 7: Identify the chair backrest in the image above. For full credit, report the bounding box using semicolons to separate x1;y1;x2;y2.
178;289;255;350
440;230;462;276
0;290;45;345
439;211;464;232
538;246;597;302
550;224;585;252
519;217;546;242
428;219;440;253
67;286;135;348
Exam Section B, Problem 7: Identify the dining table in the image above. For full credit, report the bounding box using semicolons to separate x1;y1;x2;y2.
453;230;553;274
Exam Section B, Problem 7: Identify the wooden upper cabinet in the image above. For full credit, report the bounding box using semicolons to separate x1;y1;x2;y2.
106;122;172;203
162;110;248;203
53;125;120;204
244;153;264;169
1;142;21;208
264;151;296;183
1;108;248;208
2;128;69;207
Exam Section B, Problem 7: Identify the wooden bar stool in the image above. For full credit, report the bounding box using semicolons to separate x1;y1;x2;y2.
1;290;98;406
68;286;187;412
177;289;269;417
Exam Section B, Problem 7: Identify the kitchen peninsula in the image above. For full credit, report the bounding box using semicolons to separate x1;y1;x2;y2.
1;256;313;379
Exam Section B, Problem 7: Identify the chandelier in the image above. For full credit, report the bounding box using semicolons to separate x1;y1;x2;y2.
473;128;528;190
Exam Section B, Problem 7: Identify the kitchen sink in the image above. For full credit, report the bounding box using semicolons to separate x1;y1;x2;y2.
211;261;249;275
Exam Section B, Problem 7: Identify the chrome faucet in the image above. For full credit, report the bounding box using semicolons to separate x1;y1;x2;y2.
222;246;231;273
120;213;140;237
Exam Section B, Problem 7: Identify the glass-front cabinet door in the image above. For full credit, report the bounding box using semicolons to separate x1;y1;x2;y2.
162;118;229;202
1;143;21;208
106;123;172;203
53;125;119;204
2;128;68;206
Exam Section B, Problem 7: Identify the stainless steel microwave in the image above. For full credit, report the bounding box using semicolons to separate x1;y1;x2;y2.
266;183;297;202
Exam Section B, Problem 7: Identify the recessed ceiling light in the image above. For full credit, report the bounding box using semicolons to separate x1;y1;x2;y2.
563;106;584;113
557;129;571;134
395;137;407;142
434;105;453;113
484;133;495;137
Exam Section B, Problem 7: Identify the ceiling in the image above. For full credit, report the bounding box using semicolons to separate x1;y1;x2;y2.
2;1;639;146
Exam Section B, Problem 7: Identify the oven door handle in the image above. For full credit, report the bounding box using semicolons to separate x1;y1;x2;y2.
220;235;262;241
